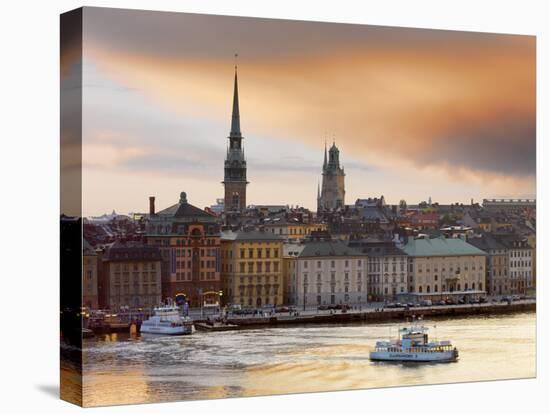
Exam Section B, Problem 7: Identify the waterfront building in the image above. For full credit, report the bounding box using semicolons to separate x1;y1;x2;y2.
318;142;345;211
400;236;487;303
101;241;162;310
221;230;284;307
282;243;305;304
467;233;509;296
349;238;408;302
292;239;368;307
263;218;327;242
146;192;221;306
223;66;248;220
495;234;533;295
83;238;99;309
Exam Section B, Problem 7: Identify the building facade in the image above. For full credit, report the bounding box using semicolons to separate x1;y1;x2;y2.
292;240;368;308
83;238;99;309
401;237;487;302
318;142;345;211
101;241;162;310
146;192;221;306
223;66;248;219
349;239;408;302
467;233;509;296
496;234;533;295
282;243;305;305
221;231;284;307
264;219;327;242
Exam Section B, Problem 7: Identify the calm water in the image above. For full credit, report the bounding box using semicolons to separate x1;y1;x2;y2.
82;312;536;406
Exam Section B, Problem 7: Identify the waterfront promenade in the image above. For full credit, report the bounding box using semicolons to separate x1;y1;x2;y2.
204;300;536;329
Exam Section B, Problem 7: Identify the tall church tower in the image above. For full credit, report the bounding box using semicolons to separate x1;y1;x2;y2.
223;64;248;218
319;141;345;211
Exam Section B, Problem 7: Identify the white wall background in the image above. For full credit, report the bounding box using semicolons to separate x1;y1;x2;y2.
0;0;547;413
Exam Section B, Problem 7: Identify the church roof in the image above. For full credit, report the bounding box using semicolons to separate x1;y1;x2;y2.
156;192;215;219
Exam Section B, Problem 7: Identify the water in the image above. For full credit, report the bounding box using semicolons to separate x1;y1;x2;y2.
81;312;536;407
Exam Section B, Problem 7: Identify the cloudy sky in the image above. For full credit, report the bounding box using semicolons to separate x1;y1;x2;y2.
64;7;535;216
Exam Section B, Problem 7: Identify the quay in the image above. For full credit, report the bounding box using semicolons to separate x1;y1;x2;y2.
82;300;535;335
223;300;536;329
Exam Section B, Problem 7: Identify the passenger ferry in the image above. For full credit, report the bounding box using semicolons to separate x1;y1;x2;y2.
369;321;458;362
140;305;194;335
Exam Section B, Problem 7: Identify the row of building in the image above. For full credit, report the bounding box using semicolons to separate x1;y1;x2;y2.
82;191;535;311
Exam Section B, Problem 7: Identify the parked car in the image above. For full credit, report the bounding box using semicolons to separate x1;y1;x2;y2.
317;305;330;310
436;300;446;306
420;300;432;306
275;306;290;313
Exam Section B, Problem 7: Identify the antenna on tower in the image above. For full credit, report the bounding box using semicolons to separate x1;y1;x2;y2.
234;53;239;70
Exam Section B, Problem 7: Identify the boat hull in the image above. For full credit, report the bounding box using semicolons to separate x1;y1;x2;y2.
369;350;458;362
140;325;194;335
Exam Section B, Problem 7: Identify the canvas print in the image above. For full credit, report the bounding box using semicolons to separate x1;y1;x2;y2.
60;7;536;407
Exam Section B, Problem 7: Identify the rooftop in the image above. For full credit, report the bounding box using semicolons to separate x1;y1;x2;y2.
402;237;487;257
221;230;284;242
299;239;365;258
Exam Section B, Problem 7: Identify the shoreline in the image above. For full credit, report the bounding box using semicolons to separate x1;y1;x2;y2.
218;301;536;330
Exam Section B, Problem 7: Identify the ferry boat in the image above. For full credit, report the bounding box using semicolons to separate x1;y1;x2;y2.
369;322;458;362
140;305;194;335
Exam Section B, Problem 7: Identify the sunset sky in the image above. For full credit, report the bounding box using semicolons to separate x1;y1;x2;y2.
64;7;536;216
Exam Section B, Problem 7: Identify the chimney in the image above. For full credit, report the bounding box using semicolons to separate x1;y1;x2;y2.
149;196;155;215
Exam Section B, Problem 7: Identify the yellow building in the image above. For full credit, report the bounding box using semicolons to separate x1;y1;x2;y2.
264;219;327;242
221;230;284;307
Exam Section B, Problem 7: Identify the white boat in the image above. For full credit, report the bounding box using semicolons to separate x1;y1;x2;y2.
140;305;194;335
369;322;458;362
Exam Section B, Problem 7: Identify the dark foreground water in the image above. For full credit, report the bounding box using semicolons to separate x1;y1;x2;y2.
81;312;535;406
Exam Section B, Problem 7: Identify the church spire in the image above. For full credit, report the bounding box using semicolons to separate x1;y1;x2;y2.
323;140;327;169
230;56;241;137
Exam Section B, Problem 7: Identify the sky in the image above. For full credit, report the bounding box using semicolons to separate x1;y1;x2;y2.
62;7;536;216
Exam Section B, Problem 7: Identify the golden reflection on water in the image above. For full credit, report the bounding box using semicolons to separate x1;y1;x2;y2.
82;312;535;406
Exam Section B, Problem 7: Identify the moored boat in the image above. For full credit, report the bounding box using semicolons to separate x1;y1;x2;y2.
140;305;194;335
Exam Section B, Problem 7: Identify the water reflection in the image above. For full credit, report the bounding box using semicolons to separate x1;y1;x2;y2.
82;312;535;406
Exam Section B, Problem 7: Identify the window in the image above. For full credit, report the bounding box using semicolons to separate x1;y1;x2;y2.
257;248;262;258
240;249;245;259
248;248;253;258
257;262;263;273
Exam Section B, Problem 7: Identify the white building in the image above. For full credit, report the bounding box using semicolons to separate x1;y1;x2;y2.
292;240;368;307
